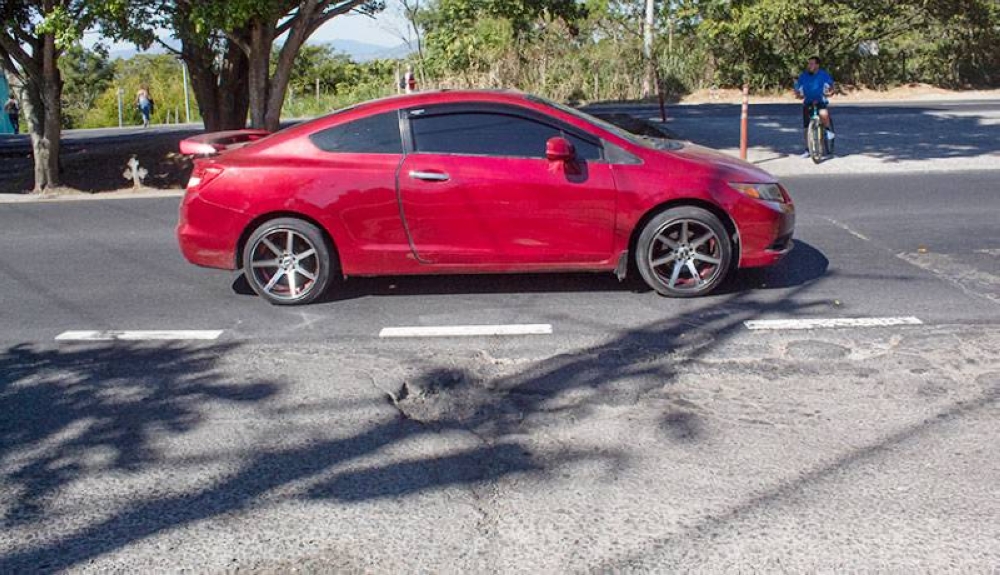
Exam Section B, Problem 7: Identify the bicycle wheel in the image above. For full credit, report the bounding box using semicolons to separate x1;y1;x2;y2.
808;119;823;164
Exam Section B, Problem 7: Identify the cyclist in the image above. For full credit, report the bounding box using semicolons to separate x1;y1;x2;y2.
794;56;835;157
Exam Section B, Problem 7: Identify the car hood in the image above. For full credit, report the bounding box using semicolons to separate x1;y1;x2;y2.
661;142;777;183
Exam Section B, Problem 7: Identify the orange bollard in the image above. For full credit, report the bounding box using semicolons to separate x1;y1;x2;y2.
740;84;749;161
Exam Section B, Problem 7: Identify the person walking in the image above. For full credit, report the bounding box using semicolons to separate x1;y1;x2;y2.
136;88;153;128
4;96;20;135
403;65;417;94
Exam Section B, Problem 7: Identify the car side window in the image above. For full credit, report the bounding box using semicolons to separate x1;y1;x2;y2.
410;111;601;160
310;112;402;154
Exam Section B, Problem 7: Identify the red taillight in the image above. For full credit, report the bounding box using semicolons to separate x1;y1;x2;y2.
187;163;224;191
181;141;222;156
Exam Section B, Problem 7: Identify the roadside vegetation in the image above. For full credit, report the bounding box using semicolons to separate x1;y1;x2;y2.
2;0;998;192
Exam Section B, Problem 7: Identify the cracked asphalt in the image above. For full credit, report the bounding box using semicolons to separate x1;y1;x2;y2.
2;326;998;573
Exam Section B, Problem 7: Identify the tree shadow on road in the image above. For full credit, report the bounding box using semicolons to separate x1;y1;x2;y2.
0;343;278;529
1;251;850;573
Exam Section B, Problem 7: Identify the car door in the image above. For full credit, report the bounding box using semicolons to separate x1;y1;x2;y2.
396;105;617;266
306;110;411;271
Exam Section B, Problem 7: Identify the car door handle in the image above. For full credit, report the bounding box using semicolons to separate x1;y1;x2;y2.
409;170;450;182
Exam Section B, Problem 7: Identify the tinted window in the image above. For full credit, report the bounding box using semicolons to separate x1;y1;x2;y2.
310;112;402;154
410;112;601;160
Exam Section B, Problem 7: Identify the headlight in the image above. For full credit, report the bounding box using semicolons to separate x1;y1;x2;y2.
729;182;787;203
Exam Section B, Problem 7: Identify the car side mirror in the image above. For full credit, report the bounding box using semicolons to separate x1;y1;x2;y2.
546;136;576;163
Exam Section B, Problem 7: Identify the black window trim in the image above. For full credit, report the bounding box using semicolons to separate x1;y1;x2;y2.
401;103;606;162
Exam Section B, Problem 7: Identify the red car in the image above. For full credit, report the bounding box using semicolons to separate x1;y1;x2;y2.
177;90;794;305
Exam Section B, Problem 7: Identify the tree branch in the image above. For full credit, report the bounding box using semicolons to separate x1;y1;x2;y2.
155;37;182;56
306;0;367;37
0;30;41;79
224;30;253;56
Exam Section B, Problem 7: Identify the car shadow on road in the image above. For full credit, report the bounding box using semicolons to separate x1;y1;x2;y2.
230;241;829;303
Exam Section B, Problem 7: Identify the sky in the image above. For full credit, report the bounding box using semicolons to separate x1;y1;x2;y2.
314;9;406;47
85;7;407;53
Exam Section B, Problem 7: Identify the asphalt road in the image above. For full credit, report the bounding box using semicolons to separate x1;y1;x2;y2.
0;170;997;345
2;170;999;573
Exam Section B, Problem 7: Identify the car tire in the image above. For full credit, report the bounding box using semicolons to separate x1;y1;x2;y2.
635;206;733;298
242;217;335;306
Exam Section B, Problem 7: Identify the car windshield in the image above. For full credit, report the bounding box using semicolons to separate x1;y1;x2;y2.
528;95;683;151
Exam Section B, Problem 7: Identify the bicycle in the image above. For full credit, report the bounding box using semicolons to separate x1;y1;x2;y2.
805;102;834;164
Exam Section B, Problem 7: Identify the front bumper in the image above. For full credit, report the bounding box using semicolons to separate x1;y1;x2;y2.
735;199;796;268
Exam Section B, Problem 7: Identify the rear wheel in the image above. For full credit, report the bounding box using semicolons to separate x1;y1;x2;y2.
635;207;733;298
243;218;334;305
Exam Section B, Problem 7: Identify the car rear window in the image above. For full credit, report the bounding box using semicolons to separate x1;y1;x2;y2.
310;112;402;154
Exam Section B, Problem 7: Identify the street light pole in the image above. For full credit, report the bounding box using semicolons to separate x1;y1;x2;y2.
181;59;191;124
117;87;124;128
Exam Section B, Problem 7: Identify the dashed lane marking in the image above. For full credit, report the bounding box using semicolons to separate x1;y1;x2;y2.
744;317;923;331
379;324;553;338
55;330;224;341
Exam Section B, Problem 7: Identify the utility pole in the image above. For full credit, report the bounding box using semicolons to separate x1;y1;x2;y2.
642;0;656;99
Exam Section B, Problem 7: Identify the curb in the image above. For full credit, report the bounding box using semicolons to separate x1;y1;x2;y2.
0;188;185;204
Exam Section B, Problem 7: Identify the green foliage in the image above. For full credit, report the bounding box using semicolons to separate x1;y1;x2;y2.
84;54;201;128
59;46;114;129
697;0;1000;89
10;0;1000;135
281;53;398;118
412;0;1000;97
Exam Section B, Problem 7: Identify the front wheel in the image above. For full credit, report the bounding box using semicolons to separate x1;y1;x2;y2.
807;119;824;164
824;118;835;156
635;207;733;298
243;217;335;305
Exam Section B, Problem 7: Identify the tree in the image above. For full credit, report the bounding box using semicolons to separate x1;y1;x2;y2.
183;0;385;132
59;45;113;128
113;0;383;132
0;0;131;191
1;0;73;190
416;0;587;88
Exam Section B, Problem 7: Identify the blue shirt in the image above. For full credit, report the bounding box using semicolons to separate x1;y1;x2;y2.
795;70;834;104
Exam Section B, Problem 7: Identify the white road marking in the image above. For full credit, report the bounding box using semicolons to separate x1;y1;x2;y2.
379;324;553;338
824;217;873;242
744;317;923;331
55;330;224;341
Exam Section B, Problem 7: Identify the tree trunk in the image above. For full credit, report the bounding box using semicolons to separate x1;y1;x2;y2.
27;30;62;191
265;19;312;132
183;35;250;132
247;20;275;130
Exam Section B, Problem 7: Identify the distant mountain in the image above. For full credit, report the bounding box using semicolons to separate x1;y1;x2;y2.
107;44;170;61
105;39;411;63
329;39;413;61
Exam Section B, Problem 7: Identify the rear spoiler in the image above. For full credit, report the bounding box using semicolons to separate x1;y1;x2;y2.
179;129;271;156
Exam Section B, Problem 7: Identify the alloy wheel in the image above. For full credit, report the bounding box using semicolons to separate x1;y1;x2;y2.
249;228;321;302
646;218;725;294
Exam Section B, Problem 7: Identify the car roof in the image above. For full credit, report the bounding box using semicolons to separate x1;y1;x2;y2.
351;89;533;114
